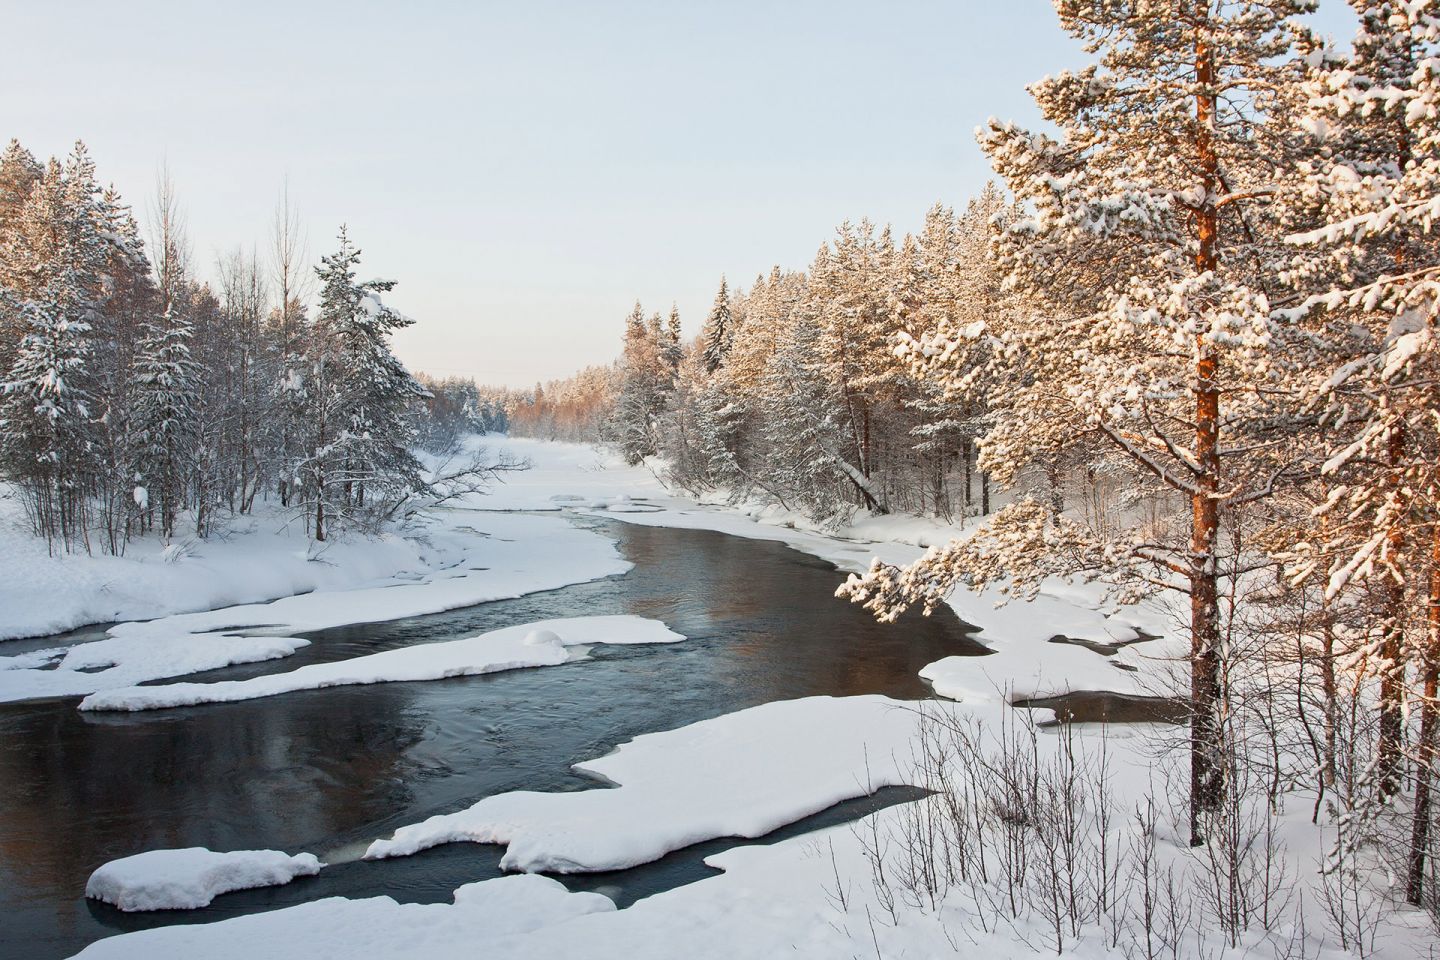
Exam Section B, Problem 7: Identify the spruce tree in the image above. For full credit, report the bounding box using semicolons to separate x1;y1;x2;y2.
701;277;732;374
132;303;197;539
299;228;425;541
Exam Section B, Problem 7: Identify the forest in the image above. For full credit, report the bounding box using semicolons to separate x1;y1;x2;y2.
0;145;511;552
504;0;1440;922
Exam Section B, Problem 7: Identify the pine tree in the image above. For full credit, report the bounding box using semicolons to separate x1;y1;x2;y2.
0;139;41;228
298;228;425;541
664;303;683;379
615;301;670;464
0;152;109;550
701;277;732;374
811;220;899;511
132;303;196;539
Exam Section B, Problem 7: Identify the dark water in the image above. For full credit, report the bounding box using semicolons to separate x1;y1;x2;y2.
0;518;988;960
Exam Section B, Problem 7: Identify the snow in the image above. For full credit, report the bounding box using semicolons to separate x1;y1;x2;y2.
85;848;322;912
79;616;684;712
0;498;440;642
365;694;922;871
71;875;614;959
0;634;311;703
0;504;631;703
0;440;629;646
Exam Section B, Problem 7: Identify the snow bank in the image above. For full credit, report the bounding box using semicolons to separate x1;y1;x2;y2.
366;694;921;872
97;511;628;645
85;848;322;912
80;616;684;712
71;874;614;959
917;620;1172;704
0;510;630;704
0;500;442;642
0;634;310;702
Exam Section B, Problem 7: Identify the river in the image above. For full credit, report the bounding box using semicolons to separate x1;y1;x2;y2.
0;516;987;960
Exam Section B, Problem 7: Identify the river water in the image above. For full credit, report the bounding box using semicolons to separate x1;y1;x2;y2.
0;517;989;960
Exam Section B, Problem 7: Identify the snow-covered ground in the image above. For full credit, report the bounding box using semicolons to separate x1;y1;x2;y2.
79;616;684;712
72;875;616;959
0;493;449;642
0;507;630;704
85;849;323;912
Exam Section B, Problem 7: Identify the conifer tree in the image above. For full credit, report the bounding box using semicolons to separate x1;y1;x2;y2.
299;228;425;541
0;153;108;549
132;303;196;539
701;277;732;374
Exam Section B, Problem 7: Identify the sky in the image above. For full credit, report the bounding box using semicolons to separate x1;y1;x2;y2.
5;1;1359;387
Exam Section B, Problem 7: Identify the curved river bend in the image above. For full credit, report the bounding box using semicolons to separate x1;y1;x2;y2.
0;517;987;960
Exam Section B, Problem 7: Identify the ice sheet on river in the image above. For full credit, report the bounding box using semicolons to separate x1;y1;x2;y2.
79;616;684;712
0;512;630;704
71;875;614;958
85;848;323;912
365;694;922;872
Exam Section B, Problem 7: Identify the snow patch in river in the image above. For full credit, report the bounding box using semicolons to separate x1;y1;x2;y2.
365;694;922;872
79;616;684;712
85;848;323;912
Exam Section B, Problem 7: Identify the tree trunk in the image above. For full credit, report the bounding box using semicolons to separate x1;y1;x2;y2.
1189;355;1224;844
1378;423;1408;799
963;439;973;508
1189;30;1225;845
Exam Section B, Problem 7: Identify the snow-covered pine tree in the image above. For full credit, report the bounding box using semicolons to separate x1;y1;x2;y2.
895;204;968;519
298;228;426;541
757;302;851;524
810;220;900;513
0;140;43;389
841;0;1321;841
0;140;40;228
0;151;109;550
663;303;683;380
614;301;670;464
89;183;157;552
131;301;196;540
701;277;732;374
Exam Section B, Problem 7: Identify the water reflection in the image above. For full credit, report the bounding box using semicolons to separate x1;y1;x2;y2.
0;518;985;959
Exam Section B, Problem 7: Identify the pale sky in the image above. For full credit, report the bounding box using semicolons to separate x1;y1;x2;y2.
6;1;1358;387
